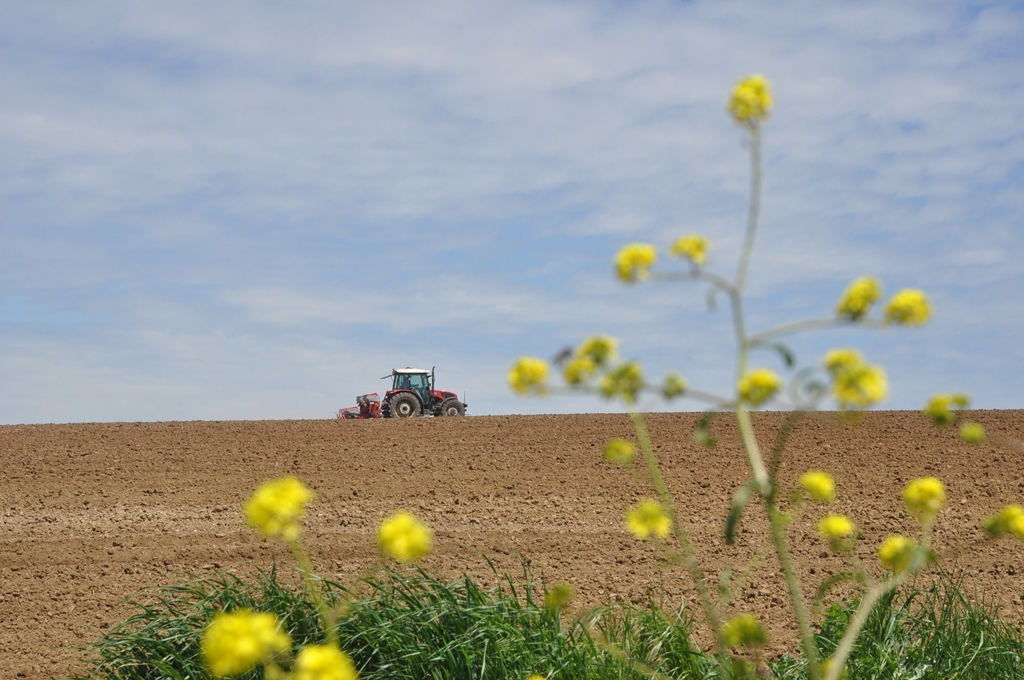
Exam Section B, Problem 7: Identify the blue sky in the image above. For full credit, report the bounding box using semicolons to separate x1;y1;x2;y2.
1;1;1022;423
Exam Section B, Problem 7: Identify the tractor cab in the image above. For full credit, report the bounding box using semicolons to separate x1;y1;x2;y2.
390;368;432;405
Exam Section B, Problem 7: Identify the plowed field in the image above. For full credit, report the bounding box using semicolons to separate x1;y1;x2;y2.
3;411;1023;679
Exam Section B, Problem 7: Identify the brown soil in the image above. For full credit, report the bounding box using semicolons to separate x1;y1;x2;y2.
3;411;1024;679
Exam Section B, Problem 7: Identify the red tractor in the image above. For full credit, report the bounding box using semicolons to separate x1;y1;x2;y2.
337;367;467;419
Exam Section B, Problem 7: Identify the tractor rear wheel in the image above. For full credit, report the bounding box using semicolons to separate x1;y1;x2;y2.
389;393;421;419
439;399;465;417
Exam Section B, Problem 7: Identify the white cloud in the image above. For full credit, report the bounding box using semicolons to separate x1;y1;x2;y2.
0;0;1022;422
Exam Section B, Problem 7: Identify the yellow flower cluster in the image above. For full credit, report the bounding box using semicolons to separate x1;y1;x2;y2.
737;368;782;407
662;372;687;399
923;393;969;426
822;348;862;374
960;422;986;443
377;511;433;563
823;348;887;409
564;335;618;385
508;357;549;395
244;477;314;542
836;276;882;320
614;243;657;283
544;582;574;612
626;499;672;540
820;656;848;680
877;534;917;573
599;361;645;402
603;438;636;465
885;289;931;325
728;75;773;125
799;470;836;503
833;363;888;409
983;505;1024;540
577;335;618;365
563;357;592;385
817;514;855;540
291;644;358;680
201;610;291;677
720;614;768;648
669;234;711;265
903;477;946;521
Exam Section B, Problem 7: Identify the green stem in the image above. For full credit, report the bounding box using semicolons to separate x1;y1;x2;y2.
767;410;806;481
735;126;762;295
288;538;339;646
749;317;886;347
652;269;737;295
823;574;906;680
736;404;771;496
729;121;822;674
730;237;770;497
727;139;770;495
767;505;821;677
626;408;729;673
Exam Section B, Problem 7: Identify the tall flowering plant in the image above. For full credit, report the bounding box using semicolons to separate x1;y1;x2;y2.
509;76;1016;680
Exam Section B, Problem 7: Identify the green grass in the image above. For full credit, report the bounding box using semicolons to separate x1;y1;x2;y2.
69;567;1022;679
69;564;709;680
67;567;323;680
773;570;1024;679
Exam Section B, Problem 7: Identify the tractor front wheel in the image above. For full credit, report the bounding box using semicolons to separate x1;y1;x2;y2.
389;393;421;419
439;399;466;417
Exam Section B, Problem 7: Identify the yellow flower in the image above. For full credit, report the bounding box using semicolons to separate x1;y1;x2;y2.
576;335;618;367
544;582;574;612
737;368;782;407
960;423;986;443
615;243;657;283
823;348;887;408
626;500;672;540
923;393;969;427
599;361;645;402
377;511;433;563
983;504;1024;540
885;289;931;325
832;363;888;409
720;614;768;648
903;477;946;521
526;676;547;680
728;75;773;124
244;477;314;542
823;348;864;375
820;657;849;680
563;355;597;385
903;477;946;518
508;357;549;395
201;610;291;678
669;234;711;265
836;277;882;320
292;644;358;680
878;534;917;572
1009;514;1024;540
817;514;855;540
799;470;836;503
603;438;636;465
662;372;687;399
565;335;619;385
